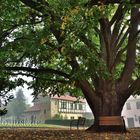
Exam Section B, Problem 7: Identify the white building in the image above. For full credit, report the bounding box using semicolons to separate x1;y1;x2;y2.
122;96;140;128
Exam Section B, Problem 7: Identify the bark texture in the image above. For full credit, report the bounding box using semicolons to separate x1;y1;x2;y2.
78;7;139;132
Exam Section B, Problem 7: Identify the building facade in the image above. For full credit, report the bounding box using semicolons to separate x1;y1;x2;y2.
122;96;140;128
24;95;86;123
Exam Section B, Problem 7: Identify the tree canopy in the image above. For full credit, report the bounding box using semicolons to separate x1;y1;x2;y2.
0;0;140;101
0;0;140;131
2;1;139;92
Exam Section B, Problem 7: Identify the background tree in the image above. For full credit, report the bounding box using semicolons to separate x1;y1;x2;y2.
6;88;27;119
1;0;140;132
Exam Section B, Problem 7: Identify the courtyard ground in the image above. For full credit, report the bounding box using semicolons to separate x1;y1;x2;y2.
0;128;139;140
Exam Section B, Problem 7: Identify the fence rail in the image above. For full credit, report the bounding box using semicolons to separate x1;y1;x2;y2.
0;120;48;128
0;119;94;128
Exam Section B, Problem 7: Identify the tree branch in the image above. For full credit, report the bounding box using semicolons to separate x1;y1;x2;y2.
115;26;129;51
77;78;101;117
100;17;112;69
110;5;127;49
78;34;100;57
4;66;70;79
50;24;64;44
0;19;43;46
110;4;124;26
8;72;69;84
118;8;139;89
112;26;130;69
0;25;18;43
128;78;140;94
122;77;140;101
20;0;47;13
111;47;126;71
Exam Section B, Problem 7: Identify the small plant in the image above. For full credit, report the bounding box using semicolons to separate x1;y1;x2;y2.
53;114;63;120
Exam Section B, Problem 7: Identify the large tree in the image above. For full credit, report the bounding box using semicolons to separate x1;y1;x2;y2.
1;0;140;132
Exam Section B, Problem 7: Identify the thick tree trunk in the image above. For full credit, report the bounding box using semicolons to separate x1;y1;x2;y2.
87;102;127;132
82;80;127;132
87;108;126;132
87;116;126;132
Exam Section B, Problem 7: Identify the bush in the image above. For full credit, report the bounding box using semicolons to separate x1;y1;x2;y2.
52;114;63;120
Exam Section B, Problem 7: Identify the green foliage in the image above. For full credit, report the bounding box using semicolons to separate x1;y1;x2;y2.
53;113;63;120
0;0;140;100
0;72;15;115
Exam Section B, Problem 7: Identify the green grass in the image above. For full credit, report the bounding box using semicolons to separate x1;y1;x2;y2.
0;123;69;129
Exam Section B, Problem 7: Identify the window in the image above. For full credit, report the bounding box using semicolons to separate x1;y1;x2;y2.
127;118;135;128
134;115;138;121
70;103;74;110
61;101;67;109
79;104;83;110
75;104;77;110
126;103;131;110
136;101;140;109
138;116;140;124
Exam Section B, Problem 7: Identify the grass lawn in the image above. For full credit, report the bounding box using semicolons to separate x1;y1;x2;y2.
0;123;69;129
0;128;139;140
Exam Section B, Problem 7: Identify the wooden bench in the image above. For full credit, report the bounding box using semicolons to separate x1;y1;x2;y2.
70;117;86;130
98;116;126;132
99;116;124;126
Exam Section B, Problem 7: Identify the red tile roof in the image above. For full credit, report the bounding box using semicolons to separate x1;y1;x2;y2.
24;103;46;112
51;95;86;103
24;95;86;113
